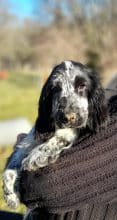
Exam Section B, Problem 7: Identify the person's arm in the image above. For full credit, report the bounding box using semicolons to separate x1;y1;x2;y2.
20;105;117;213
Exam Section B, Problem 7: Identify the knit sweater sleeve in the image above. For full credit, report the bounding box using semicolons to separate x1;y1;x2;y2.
20;96;117;214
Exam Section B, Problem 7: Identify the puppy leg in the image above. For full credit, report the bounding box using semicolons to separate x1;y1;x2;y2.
3;127;36;209
22;128;77;171
3;169;20;209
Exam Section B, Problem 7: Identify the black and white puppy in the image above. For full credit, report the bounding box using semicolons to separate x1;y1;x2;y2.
3;60;108;210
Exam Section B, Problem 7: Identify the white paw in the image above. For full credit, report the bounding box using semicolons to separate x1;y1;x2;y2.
4;192;20;209
3;169;20;209
22;149;49;171
21;136;71;171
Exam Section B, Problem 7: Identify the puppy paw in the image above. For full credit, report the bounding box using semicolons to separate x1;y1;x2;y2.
21;138;64;171
3;169;20;209
4;192;20;209
21;150;49;171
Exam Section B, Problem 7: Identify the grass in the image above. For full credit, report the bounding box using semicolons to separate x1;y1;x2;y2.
0;71;43;214
0;72;40;122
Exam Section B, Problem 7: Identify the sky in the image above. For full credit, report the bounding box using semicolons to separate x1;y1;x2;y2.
9;0;106;22
10;0;37;19
10;0;54;24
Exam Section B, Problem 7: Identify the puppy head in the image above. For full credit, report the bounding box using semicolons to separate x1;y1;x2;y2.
36;61;108;134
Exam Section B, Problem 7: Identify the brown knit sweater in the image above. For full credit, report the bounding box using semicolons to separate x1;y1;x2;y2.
20;95;117;220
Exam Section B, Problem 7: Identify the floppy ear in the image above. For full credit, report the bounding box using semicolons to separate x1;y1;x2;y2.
35;78;55;136
88;72;108;130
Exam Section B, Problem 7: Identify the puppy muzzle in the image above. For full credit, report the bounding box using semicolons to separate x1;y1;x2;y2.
65;113;76;124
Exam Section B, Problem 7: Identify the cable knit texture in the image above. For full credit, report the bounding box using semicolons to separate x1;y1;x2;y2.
20;95;117;220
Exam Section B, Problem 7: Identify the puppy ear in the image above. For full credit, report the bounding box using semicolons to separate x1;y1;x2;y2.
88;72;108;130
35;79;55;136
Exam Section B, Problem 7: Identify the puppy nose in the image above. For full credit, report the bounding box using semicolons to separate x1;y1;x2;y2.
66;113;76;123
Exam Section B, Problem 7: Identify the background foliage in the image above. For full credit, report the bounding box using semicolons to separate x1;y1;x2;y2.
0;0;117;75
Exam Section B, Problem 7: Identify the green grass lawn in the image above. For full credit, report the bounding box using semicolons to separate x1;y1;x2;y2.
0;72;42;214
0;72;40;122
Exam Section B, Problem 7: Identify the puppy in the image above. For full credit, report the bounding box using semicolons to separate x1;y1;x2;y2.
3;60;108;210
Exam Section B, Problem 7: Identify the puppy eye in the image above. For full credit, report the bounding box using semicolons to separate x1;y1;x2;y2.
78;84;87;90
75;84;88;95
53;84;62;93
53;86;59;93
